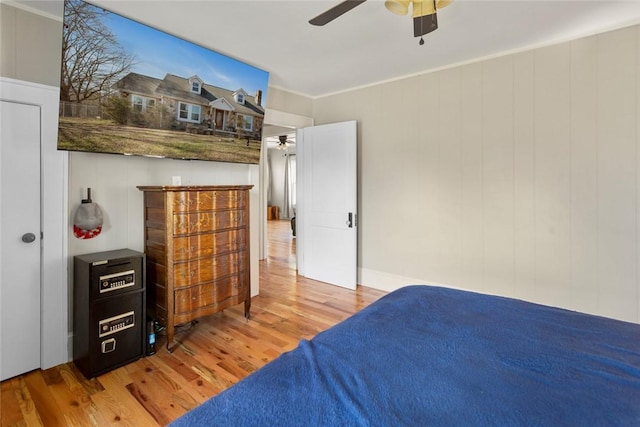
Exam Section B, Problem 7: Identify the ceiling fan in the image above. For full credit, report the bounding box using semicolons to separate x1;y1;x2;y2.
309;0;453;45
277;135;294;151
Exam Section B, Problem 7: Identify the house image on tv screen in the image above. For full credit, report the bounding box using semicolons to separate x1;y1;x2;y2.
113;72;264;138
57;0;269;164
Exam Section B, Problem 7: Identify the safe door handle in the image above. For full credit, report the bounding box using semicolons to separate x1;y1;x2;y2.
347;213;353;228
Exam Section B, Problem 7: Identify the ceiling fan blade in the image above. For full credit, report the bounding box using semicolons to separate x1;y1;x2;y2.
413;12;438;37
309;0;367;26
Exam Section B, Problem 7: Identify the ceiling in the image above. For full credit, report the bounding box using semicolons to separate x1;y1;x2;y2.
12;0;640;100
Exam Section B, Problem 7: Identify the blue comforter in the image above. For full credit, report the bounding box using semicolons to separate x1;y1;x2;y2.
170;285;640;426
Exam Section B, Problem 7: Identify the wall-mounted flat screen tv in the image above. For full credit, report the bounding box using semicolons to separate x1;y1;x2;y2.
57;0;269;164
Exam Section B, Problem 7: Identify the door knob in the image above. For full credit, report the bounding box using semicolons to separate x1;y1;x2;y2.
22;233;36;243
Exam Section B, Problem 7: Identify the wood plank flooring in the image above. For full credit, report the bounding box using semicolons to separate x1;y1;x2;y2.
1;220;386;426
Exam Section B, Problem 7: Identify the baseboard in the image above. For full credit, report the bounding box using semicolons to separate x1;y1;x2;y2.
357;268;484;298
67;332;74;363
358;268;441;293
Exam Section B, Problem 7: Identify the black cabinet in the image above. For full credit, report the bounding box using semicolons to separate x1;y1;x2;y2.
73;249;146;378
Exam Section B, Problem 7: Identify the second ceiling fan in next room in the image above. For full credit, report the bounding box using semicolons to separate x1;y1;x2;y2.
277;135;294;151
309;0;453;45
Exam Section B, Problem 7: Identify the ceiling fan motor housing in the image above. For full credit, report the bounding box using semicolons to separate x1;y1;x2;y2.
385;0;453;17
309;0;453;42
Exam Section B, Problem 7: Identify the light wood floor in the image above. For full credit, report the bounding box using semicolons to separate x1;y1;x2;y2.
1;220;386;426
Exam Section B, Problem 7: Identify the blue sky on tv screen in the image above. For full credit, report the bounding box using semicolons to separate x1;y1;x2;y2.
101;6;269;99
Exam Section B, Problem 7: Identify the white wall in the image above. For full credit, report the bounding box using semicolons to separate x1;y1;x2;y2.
265;87;313;118
0;3;62;87
314;25;640;324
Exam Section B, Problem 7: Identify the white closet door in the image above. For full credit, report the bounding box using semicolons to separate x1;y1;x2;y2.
0;99;42;380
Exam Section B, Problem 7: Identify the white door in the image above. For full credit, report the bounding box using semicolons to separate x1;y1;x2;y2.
297;121;357;289
0;99;42;380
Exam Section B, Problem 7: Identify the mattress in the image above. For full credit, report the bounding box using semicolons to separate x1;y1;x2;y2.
170;285;640;426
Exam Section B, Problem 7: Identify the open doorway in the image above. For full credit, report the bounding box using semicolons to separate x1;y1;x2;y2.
264;132;297;263
260;110;313;269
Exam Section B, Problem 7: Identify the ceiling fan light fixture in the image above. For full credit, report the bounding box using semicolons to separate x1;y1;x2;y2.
308;0;454;44
277;135;289;150
385;0;411;15
410;0;452;17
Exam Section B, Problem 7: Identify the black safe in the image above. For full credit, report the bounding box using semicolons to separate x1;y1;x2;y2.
73;249;146;378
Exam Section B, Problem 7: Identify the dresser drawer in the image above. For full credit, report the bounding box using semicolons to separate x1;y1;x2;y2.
173;229;247;261
173;210;246;236
174;274;246;316
173;252;246;287
172;190;247;212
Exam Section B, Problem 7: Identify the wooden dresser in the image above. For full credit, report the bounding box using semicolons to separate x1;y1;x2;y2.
137;185;252;350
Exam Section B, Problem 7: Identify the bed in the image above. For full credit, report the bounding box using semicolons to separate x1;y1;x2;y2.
170;285;640;426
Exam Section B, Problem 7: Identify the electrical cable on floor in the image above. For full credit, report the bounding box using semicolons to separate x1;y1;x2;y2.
152;319;199;337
